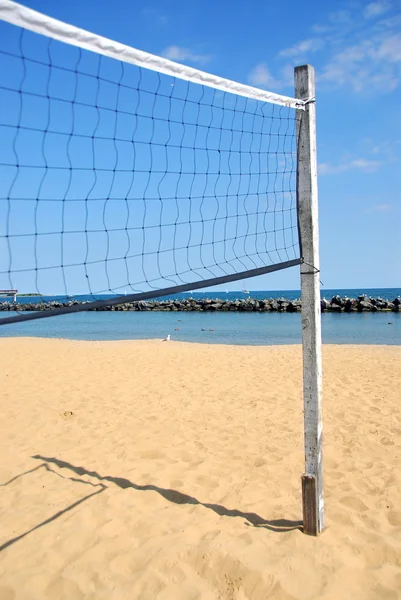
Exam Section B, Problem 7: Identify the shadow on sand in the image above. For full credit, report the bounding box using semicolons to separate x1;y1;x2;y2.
0;463;106;552
31;454;303;533
1;456;302;551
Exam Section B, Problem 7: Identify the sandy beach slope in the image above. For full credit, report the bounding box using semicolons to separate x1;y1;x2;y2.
0;339;400;599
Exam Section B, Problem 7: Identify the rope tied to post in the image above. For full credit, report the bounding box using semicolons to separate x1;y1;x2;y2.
295;96;316;108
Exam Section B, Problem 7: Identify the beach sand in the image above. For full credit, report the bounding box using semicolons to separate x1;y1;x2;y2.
0;338;400;599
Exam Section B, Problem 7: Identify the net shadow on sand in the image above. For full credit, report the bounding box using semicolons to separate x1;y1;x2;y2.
0;463;106;552
31;454;303;533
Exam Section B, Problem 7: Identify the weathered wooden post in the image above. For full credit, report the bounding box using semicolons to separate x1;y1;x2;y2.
295;65;324;535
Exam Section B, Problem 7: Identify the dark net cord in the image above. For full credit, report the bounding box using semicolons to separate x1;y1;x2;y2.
0;24;300;325
0;259;301;325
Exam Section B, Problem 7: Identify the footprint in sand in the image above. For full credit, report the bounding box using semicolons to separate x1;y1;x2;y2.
61;410;75;419
0;586;15;600
387;510;401;526
340;496;369;512
380;436;395;446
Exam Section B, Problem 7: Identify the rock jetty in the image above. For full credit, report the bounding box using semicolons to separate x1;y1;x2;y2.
0;294;400;313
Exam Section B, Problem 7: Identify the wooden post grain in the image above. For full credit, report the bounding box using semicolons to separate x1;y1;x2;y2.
295;65;324;536
302;474;318;535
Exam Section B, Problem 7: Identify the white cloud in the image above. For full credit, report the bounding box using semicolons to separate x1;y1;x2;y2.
276;1;401;93
141;7;168;25
279;38;324;58
328;10;353;24
279;63;297;88
367;139;401;161
364;1;391;19
363;202;396;214
248;64;280;88
372;203;393;211
319;159;381;174
377;14;401;29
318;163;338;175
312;24;331;34
161;46;211;65
351;158;382;171
319;32;401;92
375;34;401;62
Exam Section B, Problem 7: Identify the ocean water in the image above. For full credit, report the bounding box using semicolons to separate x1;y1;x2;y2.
5;287;401;304
1;288;400;345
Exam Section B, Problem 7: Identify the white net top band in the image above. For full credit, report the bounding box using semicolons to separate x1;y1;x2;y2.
0;0;305;110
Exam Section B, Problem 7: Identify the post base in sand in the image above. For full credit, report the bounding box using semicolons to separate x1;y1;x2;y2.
302;474;319;536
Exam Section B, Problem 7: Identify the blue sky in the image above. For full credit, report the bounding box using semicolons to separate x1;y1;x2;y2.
0;0;400;294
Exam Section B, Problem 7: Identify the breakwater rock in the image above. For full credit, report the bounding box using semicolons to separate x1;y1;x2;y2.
0;294;400;313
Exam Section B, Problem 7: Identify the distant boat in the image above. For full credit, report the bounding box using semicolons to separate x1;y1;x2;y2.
242;285;250;294
225;289;229;293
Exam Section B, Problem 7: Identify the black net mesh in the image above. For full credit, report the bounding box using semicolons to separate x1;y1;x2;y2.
0;22;300;323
